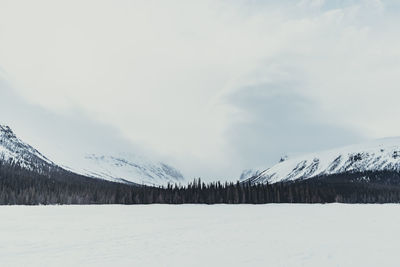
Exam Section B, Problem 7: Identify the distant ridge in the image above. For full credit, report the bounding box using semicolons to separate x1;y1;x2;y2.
244;138;400;184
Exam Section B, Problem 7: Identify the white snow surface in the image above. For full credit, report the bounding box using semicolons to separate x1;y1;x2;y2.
249;137;400;184
1;204;400;267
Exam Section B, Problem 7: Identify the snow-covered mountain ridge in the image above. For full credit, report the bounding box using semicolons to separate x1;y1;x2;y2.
0;125;184;186
246;137;400;184
0;125;56;171
65;153;184;186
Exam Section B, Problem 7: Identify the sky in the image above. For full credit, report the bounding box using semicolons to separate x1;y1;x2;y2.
0;0;400;180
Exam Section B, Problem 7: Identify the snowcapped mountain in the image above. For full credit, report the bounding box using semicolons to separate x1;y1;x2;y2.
64;153;184;186
0;125;56;171
0;125;184;186
245;138;400;184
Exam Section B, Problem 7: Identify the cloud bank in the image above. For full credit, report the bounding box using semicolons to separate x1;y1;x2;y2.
1;0;399;179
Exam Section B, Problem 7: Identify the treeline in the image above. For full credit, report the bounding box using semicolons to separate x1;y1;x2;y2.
1;161;400;205
142;171;400;204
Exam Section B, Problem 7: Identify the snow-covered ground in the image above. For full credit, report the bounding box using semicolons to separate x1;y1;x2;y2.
1;204;399;267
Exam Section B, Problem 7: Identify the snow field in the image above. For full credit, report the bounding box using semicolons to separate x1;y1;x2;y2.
0;204;399;267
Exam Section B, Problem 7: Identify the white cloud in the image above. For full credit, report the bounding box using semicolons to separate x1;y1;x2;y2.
0;0;399;179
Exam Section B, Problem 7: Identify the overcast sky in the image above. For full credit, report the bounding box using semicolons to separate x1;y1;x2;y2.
1;0;400;180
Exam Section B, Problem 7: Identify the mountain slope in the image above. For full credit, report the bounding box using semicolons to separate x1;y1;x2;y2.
0;125;184;186
64;153;184;186
0;125;56;172
246;138;400;184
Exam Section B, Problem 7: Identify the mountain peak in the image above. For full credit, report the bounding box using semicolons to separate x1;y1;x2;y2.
0;125;16;139
0;124;55;169
279;155;289;163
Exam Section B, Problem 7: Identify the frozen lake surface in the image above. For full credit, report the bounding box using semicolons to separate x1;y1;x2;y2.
1;204;399;267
